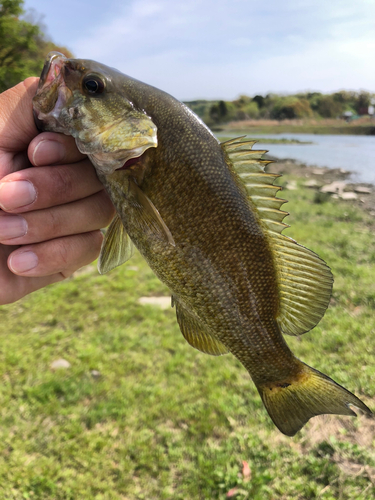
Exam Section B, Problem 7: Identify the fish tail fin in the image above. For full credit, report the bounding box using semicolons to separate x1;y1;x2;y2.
256;361;372;436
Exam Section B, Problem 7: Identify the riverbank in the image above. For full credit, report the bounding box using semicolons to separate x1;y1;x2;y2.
216;116;375;135
268;157;375;216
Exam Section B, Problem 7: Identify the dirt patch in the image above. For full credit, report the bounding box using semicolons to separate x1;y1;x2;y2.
138;296;171;309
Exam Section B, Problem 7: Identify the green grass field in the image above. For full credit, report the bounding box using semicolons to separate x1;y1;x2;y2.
218;118;375;136
0;180;374;499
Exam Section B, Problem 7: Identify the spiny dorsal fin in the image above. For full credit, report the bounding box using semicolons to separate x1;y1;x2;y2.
222;137;289;232
173;296;229;356
221;137;333;336
222;137;289;234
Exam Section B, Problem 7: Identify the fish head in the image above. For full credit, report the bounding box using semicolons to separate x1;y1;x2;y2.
33;52;158;175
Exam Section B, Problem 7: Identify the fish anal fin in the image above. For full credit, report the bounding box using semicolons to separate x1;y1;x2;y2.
128;178;175;247
98;213;134;274
174;297;229;356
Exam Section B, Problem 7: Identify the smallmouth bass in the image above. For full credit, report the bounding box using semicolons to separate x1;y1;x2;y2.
33;52;372;436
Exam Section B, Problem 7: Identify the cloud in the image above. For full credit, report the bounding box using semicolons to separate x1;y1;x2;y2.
69;0;375;99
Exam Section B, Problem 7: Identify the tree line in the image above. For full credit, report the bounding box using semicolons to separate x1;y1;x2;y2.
186;90;374;126
0;0;72;92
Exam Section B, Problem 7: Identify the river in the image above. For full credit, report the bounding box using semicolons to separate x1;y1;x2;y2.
217;133;375;184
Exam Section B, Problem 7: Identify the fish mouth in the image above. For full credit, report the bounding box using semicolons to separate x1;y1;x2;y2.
37;51;66;91
33;52;72;132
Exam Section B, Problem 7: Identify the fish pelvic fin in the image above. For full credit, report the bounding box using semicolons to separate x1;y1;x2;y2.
256;361;372;436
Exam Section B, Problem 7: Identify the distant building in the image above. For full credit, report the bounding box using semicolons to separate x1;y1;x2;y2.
359;106;374;116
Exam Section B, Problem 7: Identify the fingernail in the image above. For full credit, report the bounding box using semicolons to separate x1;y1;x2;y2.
0;214;27;240
9;251;38;273
0;180;37;210
33;139;65;166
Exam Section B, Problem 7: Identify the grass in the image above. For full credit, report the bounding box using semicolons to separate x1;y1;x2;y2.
217;117;375;135
0;179;374;499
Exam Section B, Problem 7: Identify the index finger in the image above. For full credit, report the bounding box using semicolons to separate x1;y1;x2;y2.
0;159;104;213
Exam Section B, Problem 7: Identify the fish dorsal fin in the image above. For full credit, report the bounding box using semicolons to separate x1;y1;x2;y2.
173;297;229;356
98;213;135;274
222;137;289;234
222;137;333;336
270;232;333;335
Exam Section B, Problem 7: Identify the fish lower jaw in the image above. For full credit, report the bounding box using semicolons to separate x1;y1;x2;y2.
33;83;73;132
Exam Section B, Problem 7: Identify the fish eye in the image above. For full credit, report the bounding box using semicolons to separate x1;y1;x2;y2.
83;74;105;94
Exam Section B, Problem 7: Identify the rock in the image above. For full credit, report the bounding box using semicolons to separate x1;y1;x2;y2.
50;358;71;370
304;180;321;188
311;168;327;175
340;192;358;200
138;296;171;309
354;186;372;194
285;180;297;190
320;181;346;194
90;370;101;378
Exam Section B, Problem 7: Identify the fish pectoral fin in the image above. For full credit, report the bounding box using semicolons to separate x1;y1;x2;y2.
173;297;229;356
98;213;135;274
128;178;175;247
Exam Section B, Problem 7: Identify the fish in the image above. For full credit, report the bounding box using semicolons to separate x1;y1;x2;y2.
33;51;372;436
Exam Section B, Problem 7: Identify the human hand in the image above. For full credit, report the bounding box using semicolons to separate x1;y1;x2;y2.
0;78;115;304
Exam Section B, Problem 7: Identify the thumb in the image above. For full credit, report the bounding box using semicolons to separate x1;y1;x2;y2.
0;77;39;153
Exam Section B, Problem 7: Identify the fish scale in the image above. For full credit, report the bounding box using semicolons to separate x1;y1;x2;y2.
33;51;373;436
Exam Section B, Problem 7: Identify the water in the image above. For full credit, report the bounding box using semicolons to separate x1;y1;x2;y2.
218;133;375;184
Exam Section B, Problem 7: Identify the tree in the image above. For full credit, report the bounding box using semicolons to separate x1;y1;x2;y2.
252;95;265;108
209;100;229;124
271;97;313;120
0;0;72;92
314;95;343;118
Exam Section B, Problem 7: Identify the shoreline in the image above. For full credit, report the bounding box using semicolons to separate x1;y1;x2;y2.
267;157;375;216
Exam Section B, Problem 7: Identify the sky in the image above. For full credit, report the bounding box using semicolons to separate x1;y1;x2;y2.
23;0;375;101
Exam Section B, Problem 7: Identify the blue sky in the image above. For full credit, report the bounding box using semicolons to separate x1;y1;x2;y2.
24;0;375;100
